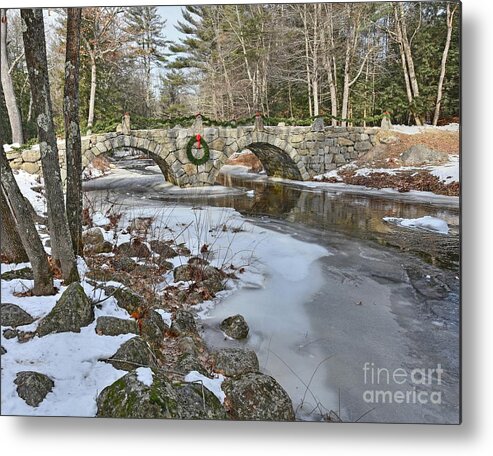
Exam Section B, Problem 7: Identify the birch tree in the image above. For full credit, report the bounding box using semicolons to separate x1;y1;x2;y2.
1;9;23;144
432;3;458;126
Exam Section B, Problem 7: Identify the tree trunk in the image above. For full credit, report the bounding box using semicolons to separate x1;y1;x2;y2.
21;8;79;284
87;55;97;134
0;187;28;263
64;8;83;256
0;153;54;295
433;4;457;126
1;9;24;144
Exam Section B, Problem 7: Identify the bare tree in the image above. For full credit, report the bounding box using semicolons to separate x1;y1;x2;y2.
21;8;79;284
64;8;83;256
1;9;23;144
433;3;458;126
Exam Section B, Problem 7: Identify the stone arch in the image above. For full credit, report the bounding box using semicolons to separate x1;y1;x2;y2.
82;134;179;185
230;132;309;181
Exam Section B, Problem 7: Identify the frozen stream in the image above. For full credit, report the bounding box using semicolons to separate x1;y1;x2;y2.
83;159;460;423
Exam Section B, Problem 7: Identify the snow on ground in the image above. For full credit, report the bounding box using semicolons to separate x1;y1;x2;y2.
383;215;449;234
390;123;459;135
13;170;46;215
184;371;225;404
430;155;460;184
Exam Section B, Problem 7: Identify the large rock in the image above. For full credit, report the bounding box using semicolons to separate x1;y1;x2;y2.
140;310;168;346
175;352;208;376
223;372;295;421
21;150;41;163
115;240;151;258
213;348;259;377
1;303;35;327
81;227;105;245
96;369;227;419
400;144;449;165
36;283;94;337
112;287;144;314
95;316;138;336
170;310;197;336
220;314;249;339
173;264;224;284
149;240;177;258
105;336;156;371
14;371;54;407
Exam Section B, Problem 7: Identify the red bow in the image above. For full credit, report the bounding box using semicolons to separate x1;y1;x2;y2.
196;134;202;149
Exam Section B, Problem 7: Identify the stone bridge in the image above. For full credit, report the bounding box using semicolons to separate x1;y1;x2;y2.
6;124;378;187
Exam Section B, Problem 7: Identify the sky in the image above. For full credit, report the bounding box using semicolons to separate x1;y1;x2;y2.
157;5;186;45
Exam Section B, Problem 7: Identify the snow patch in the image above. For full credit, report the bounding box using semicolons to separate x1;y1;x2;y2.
391;123;459;135
135;367;154;387
155;309;172;327
184;371;225;404
383;215;449;234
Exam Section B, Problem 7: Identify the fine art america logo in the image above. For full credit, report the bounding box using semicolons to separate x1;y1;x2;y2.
363;362;444;405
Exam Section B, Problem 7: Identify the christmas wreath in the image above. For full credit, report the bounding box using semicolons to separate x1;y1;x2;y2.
186;134;210;166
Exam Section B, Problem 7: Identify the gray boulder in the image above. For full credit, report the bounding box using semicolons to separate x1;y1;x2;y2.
213;348;259;377
95;316;138;336
1;345;6;355
36;283;94;337
115;240;151;258
105;336;156;371
82;227;104;245
3;328;17;339
140;310;168;346
96;369;227;419
170;310;197;336
14;371;54;407
400;144;449;165
220;314;249;339
1;303;35;327
84;241;113;255
112;287;144;314
175;352;209;377
112;257;136;272
173;264;224;284
223;372;295;421
149;240;178;258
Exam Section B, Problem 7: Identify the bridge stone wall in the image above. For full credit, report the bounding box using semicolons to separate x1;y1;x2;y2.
6;125;378;187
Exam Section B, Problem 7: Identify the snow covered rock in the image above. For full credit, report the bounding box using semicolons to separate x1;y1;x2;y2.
14;371;54;407
223;372;295;421
383;216;449;235
1;303;35;327
95;316;138;337
213;348;259;377
220;314;249;340
36;283;94;337
400;144;448;165
105;336;156;371
96;369;227;419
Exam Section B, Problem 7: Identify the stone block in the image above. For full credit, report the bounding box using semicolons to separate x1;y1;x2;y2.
21;150;41;163
21;162;40;174
354;140;372;151
338;137;354;146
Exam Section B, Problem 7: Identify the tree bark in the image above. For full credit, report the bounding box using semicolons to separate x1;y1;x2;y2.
21;8;79;284
0;187;28;263
433;4;457;126
1;9;24;144
64;8;83;256
0;152;54;295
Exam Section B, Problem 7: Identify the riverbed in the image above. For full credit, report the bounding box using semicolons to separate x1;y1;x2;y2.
83;159;460;423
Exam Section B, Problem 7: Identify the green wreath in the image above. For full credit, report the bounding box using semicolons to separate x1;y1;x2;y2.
186;135;210;166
